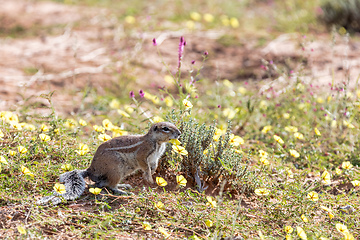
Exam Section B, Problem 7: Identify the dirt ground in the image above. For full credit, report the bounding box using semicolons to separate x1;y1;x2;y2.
1;0;360;114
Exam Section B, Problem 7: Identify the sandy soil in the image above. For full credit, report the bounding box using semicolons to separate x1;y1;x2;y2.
0;0;359;114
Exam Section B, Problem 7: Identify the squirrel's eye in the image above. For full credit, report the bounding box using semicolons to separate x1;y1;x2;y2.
162;127;170;132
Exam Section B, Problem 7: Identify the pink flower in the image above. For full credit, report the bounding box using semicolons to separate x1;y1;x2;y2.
204;51;208;56
178;36;186;70
139;90;145;98
129;91;135;98
152;38;157;46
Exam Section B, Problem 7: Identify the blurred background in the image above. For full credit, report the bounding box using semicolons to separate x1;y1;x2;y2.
0;0;359;114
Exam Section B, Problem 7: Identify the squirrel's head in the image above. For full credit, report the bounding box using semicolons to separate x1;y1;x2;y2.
149;122;181;143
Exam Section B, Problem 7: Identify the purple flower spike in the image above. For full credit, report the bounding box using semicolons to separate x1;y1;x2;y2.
129;91;135;98
178;36;186;70
152;38;157;46
191;60;195;64
139;89;145;98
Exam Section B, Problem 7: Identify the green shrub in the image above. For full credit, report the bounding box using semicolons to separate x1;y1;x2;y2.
320;0;360;32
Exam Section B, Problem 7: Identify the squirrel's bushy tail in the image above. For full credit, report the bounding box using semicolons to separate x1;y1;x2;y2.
37;169;88;205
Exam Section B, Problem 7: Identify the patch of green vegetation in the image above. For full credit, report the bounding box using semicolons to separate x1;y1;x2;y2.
23;67;39;75
1;35;359;239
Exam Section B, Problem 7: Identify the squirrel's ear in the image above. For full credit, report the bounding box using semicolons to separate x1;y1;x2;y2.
154;126;158;131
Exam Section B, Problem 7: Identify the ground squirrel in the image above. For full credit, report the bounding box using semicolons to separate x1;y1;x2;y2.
37;122;181;205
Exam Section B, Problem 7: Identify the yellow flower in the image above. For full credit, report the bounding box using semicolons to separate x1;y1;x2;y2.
117;109;130;118
89;187;102;195
261;125;272;134
206;196;217;208
331;120;337;128
156;177;168;187
223;79;233;88
255;188;270;196
154;201;165;210
39;133;51;142
54;128;60;134
102;119;114;131
9;150;16;156
285;126;298;132
61;164;73;172
40;124;49;132
75;143;90;156
54;183;66;194
258;230;265;240
153;116;164;123
335;223;349;235
336;168;342;175
172;145;188;156
64;119;77;129
273;135;284;144
285;234;293;240
220;15;230;26
229;134;244;146
109;99;120;109
142;222;152;230
320;206;334;220
112;127;128;137
321;170;331;185
21;166;34;177
283;113;290;119
98;133;112;142
351;180;360;187
289;149;300;158
186;20;196;30
343;120;355;129
301;214;309;223
0;156;8;165
158;227;170;238
297;226;307;240
223;108;236;119
307;191;319;201
259;150;268;158
284;226;293;234
164;96;174;107
203;13;214;22
213;128;223;141
260;157;269;165
294;132;304;140
344;233;354;240
190;11;201;21
176;175;187;187
23;123;36;131
124;15;136;24
93;125;105;133
0;129;4;138
17;226;26;235
314;128;321;136
10;121;22;130
2;112;19;123
169;139;181;145
238;86;247;94
317;97;324;104
205;219;213;227
342;161;352;170
182;99;193;109
119;106;132;115
230;17;239;28
18;146;28;154
287;169;294;178
79;119;87;126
